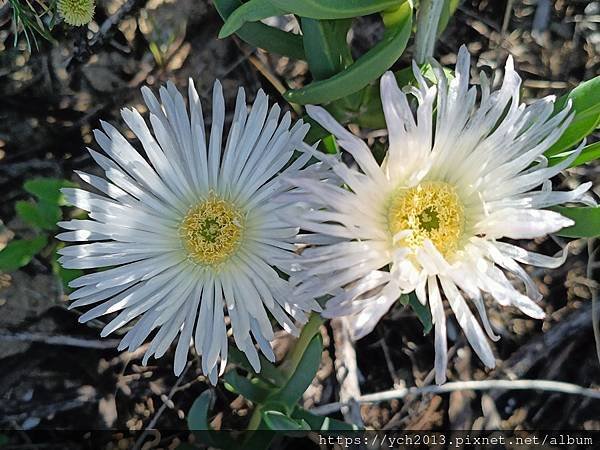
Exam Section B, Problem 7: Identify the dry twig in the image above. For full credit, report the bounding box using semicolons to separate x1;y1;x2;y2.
311;379;600;416
0;330;120;349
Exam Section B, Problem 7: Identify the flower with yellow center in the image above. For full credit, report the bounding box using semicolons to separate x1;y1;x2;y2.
56;79;322;383
286;46;592;384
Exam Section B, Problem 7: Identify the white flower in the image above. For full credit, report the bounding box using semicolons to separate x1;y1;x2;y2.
57;79;321;383
287;46;592;384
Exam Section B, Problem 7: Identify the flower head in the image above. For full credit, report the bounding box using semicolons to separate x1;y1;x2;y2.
57;79;321;383
288;46;592;383
58;0;95;26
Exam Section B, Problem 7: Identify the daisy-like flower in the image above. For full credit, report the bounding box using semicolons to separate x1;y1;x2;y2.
56;79;321;383
287;46;592;383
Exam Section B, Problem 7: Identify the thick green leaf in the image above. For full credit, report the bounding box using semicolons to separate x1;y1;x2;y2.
214;0;305;60
187;390;236;448
301;17;353;80
293;407;360;430
400;292;432;334
262;410;310;431
437;0;460;35
219;0;285;38
272;334;322;410
284;2;413;105
545;76;600;156
552;206;600;238
24;178;75;206
16;200;61;231
228;346;286;387
0;236;48;272
268;0;404;19
279;313;323;377
224;370;271;403
548;141;600;168
187;390;215;430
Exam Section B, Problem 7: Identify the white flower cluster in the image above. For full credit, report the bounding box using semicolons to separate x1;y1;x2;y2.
58;47;590;384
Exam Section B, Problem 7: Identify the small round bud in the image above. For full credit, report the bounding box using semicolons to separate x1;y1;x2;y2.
58;0;95;26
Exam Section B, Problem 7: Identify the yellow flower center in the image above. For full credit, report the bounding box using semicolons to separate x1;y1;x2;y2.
387;181;465;256
180;196;244;266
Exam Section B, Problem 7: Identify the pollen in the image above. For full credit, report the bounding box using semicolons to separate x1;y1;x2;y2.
180;196;244;266
387;181;465;256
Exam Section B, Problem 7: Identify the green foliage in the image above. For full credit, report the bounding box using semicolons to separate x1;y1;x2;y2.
220;0;404;38
284;2;413;105
8;0;57;51
548;141;600;168
0;177;81;289
300;17;353;80
292;408;358;430
187;390;236;448
400;292;432;334
224;370;271;403
24;178;75;205
218;0;285;38
213;0;306;59
268;0;405;19
262;410;309;431
187;315;356;448
553;207;600;238
15;200;61;231
0;236;48;272
438;0;460;35
545;76;600;157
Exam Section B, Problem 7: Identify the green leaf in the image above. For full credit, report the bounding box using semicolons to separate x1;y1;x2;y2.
552;206;600;238
545;76;600;156
0;236;48;272
284;2;413;105
321;134;340;155
16;200;61;231
301;17;353;80
262;410;310;431
292;407;360;430
272;334;322;410
188;390;236;448
51;246;83;290
219;0;285;38
224;370;271;403
279;313;323;377
214;0;306;59
400;292;432;334
228;346;287;387
548;141;600;168
23;178;75;206
268;0;405;19
188;390;215;430
304;116;333;145
437;0;460;35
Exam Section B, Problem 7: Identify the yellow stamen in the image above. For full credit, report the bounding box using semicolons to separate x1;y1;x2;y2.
180;196;244;266
387;181;465;256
